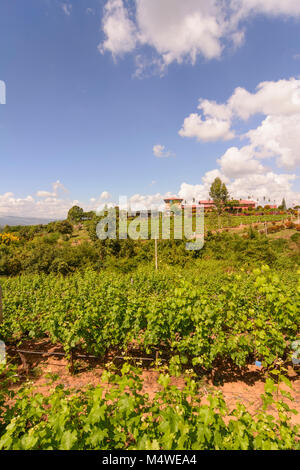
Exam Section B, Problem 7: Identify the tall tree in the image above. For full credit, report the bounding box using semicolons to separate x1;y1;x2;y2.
209;177;229;214
67;205;84;223
280;198;287;211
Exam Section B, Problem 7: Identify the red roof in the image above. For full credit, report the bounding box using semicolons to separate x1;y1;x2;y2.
164;196;183;201
239;200;256;204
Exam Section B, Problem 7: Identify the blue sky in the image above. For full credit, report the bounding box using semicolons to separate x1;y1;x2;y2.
1;0;300;218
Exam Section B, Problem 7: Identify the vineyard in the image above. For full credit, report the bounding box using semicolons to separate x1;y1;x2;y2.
1;222;300;450
0;266;299;369
0;261;300;450
204;213;288;230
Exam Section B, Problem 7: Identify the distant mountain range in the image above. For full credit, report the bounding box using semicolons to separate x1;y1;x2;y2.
0;215;57;227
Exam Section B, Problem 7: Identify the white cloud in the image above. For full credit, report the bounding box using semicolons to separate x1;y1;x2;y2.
90;191;113;213
179;113;235;142
0;192;72;220
178;183;206;202
180;77;300;169
0;181;77;219
100;191;111;200
0;80;6;105
178;76;300;203
177;169;300;207
98;0;138;58
2;171;300;220
246;114;300;169
100;0;226;71
227;171;299;206
153;144;175;158
61;3;72;16
178;170;230;202
202;169;230;186
129;192;165;211
36;191;54;198
135;0;224;64
228;78;300;120
218;146;266;178
181;78;300;140
234;0;300;18
99;0;300;74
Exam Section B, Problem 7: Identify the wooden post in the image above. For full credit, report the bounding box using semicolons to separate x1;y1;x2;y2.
155;238;158;271
69;349;75;375
18;351;29;377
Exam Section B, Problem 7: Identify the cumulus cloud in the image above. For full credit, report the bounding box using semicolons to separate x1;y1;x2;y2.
153;144;175;158
126;162;300;209
2;171;300;220
218;146;266;178
128;193;165;211
111;171;300;210
228;78;300;119
178;170;300;207
135;0;224;64
99;0;300;74
227;171;299;206
100;191;111;200
178;76;300;203
233;0;300;18
100;0;225;68
98;0;138;58
178;183;206;202
0;181;85;220
246;114;300;169
0;192;73;220
179;113;235;142
180;77;300;170
178;170;231;203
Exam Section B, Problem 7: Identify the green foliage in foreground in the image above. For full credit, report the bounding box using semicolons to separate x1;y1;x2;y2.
0;364;299;450
1;266;299;370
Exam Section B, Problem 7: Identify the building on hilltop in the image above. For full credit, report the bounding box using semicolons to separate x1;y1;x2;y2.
163;196;183;212
233;199;256;210
163;196;257;213
198;200;215;211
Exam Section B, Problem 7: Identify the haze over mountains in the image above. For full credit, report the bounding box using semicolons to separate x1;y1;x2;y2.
0;215;56;227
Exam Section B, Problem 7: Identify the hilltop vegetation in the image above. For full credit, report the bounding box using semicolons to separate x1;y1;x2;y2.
0;207;299;276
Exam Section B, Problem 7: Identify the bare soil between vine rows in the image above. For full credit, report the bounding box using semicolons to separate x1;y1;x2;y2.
6;339;300;425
